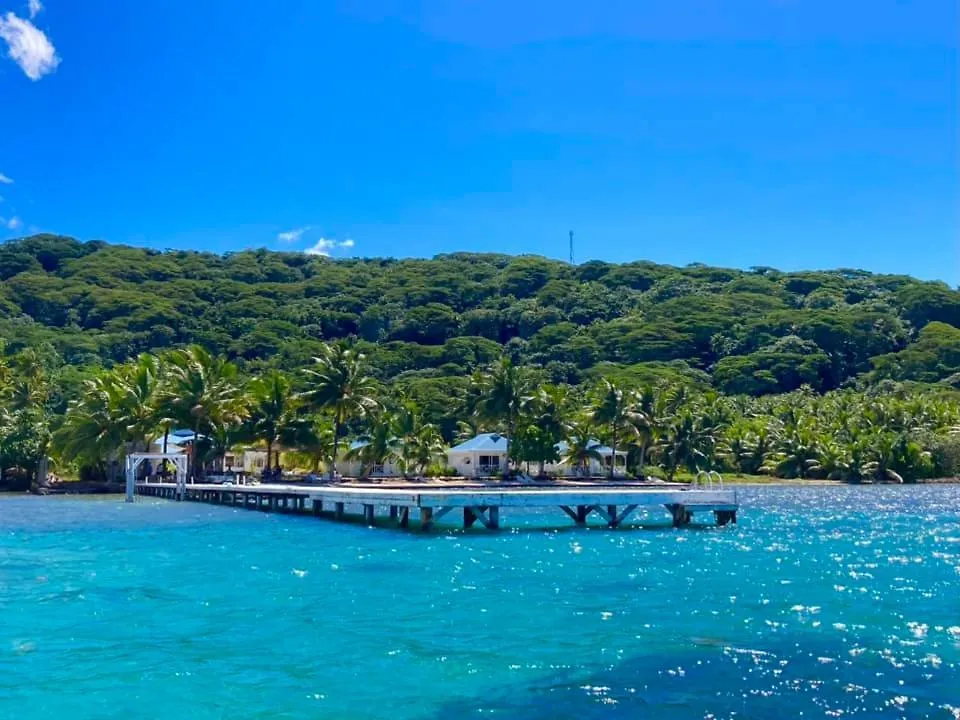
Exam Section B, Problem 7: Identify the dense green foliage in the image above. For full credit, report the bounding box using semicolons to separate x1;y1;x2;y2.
37;348;960;485
2;234;960;485
2;235;959;399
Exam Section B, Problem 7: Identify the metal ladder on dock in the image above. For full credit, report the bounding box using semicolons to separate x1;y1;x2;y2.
693;470;724;489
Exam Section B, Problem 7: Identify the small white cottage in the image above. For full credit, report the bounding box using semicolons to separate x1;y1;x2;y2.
337;440;402;478
546;440;628;477
148;429;268;474
446;433;510;477
447;433;629;478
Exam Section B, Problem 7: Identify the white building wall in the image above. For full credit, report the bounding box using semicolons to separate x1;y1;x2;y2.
339;458;402;478
447;451;508;477
543;455;627;477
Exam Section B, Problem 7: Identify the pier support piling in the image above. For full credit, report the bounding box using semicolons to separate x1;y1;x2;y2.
464;507;478;529
668;504;692;528
133;481;738;534
560;504;594;526
420;507;434;530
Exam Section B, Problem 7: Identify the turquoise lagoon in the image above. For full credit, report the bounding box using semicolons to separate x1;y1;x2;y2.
1;486;959;719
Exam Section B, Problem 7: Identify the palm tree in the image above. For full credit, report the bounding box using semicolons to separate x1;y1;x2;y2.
656;408;717;480
161;346;245;480
52;374;128;478
150;352;177;455
198;422;243;473
397;422;446;478
561;416;604;476
622;384;661;477
807;439;846;480
348;411;399;479
591;379;638;478
288;415;338;475
763;423;819;478
515;385;570;475
387;400;444;478
454;417;483;443
472;356;533;470
112;354;164;451
301;344;380;481
247;370;301;473
718;420;757;475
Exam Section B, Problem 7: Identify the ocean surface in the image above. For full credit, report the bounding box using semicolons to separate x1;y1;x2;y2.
1;486;959;719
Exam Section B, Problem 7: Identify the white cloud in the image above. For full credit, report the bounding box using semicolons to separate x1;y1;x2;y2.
304;237;356;256
0;172;12;184
277;226;310;243
0;12;59;81
305;238;336;256
5;216;23;230
28;0;42;19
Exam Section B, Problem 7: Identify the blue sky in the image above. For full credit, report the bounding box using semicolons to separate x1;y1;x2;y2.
0;0;956;282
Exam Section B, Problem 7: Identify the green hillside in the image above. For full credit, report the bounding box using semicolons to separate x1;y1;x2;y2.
2;234;960;486
2;234;959;395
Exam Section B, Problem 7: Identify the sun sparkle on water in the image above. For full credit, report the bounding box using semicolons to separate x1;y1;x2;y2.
1;485;959;719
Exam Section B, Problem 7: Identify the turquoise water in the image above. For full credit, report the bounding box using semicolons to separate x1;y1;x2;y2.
1;487;959;719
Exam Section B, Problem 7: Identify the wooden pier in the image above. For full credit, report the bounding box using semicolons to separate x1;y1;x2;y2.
136;481;738;530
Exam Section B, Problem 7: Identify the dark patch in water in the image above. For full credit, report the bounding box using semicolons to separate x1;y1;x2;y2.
423;633;960;720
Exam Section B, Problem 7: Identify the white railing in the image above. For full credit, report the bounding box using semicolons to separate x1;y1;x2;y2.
693;470;724;489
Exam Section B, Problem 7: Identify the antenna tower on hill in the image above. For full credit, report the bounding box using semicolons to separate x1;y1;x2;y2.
569;230;574;264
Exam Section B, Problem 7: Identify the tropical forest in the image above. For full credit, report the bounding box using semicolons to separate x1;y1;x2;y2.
1;233;959;488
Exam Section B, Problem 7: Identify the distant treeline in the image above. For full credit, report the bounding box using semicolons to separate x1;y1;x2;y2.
1;234;959;405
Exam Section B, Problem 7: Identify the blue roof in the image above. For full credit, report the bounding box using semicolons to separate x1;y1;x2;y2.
555;439;617;455
152;429;204;448
448;433;509;453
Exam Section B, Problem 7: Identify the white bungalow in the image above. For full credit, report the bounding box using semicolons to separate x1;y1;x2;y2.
148;430;268;474
337;440;402;478
446;433;629;478
446;433;509;477
546;440;628;478
148;429;197;456
223;448;268;474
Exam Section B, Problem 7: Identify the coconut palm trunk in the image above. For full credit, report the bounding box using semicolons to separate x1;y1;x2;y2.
192;419;200;481
609;428;617;479
330;416;341;482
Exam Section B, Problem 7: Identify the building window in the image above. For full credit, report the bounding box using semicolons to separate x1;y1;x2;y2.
479;455;500;468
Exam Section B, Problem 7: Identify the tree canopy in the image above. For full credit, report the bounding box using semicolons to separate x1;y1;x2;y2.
1;234;957;399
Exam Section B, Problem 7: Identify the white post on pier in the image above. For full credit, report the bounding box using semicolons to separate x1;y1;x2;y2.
125;452;189;503
125;455;135;503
